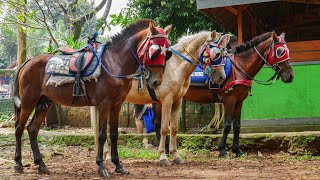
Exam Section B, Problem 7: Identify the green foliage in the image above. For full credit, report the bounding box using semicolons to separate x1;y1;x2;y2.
109;0;224;43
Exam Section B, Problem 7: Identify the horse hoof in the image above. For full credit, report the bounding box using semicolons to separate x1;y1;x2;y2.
236;150;244;157
173;157;184;164
14;164;24;174
38;166;50;175
160;159;170;166
98;168;110;177
219;151;228;158
115;167;130;174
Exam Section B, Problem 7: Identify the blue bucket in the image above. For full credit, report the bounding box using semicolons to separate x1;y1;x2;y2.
143;108;155;133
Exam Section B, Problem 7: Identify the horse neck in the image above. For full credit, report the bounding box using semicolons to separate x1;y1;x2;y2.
169;33;209;78
234;39;271;79
103;32;146;76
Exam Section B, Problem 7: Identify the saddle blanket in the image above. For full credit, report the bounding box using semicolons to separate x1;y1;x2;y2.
45;44;104;87
190;56;232;89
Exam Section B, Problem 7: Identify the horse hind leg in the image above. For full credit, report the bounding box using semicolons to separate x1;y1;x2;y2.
170;99;184;164
109;105;129;174
27;96;52;174
14;101;38;173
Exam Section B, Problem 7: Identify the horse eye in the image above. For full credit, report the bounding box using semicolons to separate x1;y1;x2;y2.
148;44;160;60
276;47;286;58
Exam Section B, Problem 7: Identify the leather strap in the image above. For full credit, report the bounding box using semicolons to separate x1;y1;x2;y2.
146;84;159;102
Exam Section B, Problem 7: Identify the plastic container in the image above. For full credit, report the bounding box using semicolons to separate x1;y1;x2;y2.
143;108;155;133
190;66;208;83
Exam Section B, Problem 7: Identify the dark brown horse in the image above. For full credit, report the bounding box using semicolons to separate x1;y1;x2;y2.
156;31;294;157
13;19;172;177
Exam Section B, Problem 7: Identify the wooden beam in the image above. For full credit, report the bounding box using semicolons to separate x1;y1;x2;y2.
225;6;237;15
284;0;320;4
237;6;243;44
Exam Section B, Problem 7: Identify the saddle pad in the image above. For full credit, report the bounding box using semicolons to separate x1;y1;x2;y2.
190;67;208;83
46;64;101;87
190;56;233;87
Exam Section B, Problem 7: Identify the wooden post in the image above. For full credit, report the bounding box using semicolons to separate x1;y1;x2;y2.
179;99;187;133
237;6;243;45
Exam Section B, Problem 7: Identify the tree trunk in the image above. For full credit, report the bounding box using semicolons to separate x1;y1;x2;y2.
71;21;83;42
17;26;27;70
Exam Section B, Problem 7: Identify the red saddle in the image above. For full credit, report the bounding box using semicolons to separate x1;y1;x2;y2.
58;46;94;73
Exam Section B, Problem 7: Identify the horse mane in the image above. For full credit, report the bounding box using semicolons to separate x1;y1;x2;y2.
234;32;272;55
110;19;155;46
176;31;210;45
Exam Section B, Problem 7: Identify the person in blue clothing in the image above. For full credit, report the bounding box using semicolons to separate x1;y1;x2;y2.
134;103;155;134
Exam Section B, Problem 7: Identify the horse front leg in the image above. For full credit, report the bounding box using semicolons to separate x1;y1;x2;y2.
158;99;173;166
218;100;235;158
154;103;169;154
27;97;52;174
96;106;110;177
170;99;184;164
109;105;129;174
232;102;244;157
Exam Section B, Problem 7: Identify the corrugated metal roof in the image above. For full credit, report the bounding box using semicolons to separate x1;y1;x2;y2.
197;0;278;9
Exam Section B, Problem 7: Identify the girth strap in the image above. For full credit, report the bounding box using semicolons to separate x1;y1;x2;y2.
72;52;86;104
146;84;159;102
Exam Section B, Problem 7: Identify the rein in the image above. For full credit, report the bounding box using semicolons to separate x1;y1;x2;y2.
169;47;204;70
88;43;143;79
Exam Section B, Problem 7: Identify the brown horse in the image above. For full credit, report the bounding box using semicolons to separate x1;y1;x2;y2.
13;19;172;177
156;31;294;157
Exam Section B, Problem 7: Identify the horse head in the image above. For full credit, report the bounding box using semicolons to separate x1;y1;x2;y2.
137;21;172;89
268;32;294;83
201;31;230;84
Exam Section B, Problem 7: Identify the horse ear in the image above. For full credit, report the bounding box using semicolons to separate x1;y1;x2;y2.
280;32;286;39
218;34;231;48
163;25;172;35
271;31;278;42
211;30;217;41
149;22;158;35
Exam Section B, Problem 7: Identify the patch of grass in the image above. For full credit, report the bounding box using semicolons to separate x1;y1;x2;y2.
48;135;94;148
118;145;158;160
291;135;316;147
287;154;320;161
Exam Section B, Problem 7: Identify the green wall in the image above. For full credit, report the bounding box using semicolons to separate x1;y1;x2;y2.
242;64;320;120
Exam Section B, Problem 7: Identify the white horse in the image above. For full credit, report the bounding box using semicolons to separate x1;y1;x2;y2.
92;31;230;165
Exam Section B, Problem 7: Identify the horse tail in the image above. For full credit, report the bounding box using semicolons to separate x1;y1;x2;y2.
13;59;31;109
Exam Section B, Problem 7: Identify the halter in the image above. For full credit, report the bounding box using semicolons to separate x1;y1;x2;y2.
169;39;228;76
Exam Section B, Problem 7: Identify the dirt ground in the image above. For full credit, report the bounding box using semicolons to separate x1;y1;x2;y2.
1;140;319;180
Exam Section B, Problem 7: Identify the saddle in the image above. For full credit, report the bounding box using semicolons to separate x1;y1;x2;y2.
57;43;99;104
58;46;94;72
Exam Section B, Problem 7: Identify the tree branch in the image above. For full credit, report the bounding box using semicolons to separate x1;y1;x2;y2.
43;0;56;29
34;0;59;47
102;0;112;19
78;0;107;24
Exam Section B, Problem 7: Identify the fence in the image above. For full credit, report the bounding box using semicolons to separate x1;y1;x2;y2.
0;69;15;118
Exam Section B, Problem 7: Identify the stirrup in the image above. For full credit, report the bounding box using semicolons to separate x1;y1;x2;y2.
72;80;86;97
